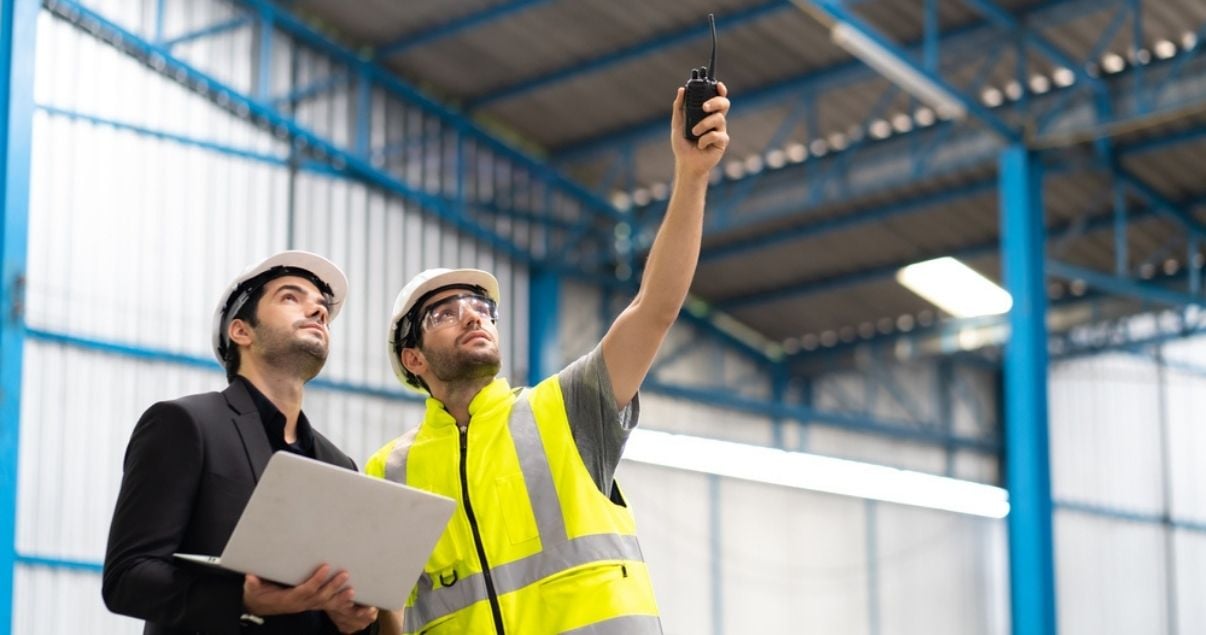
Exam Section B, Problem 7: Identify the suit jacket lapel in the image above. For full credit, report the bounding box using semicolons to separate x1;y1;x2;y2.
223;380;273;481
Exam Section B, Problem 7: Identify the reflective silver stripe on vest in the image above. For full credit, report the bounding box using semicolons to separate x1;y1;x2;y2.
562;615;664;635
404;567;490;632
509;390;568;544
384;427;418;485
404;532;646;630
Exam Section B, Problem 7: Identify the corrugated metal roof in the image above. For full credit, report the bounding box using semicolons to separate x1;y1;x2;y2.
289;0;1206;362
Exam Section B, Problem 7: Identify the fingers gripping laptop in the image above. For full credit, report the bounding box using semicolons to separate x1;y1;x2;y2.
176;451;454;610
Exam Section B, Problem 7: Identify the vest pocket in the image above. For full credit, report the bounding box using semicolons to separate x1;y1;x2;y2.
494;472;540;544
538;561;636;631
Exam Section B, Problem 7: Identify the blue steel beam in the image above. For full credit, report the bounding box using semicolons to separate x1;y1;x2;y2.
999;146;1056;635
160;16;250;49
467;0;789;111
0;0;36;627
528;267;560;385
716;188;1206;312
374;0;554;60
960;0;1104;92
702;175;997;264
46;0;548;267
806;0;1016;139
644;379;999;453
1048;261;1202;307
1118;169;1206;238
629;40;1204;251
557;0;1123;161
233;0;624;223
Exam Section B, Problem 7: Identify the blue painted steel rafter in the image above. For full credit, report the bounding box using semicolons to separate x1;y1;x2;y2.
231;0;624;224
961;0;1105;93
720;188;1206;312
0;0;37;627
159;16;250;49
374;0;554;60
1046;261;1204;307
466;0;789;111
45;0;545;264
556;0;1134;163
804;0;1019;141
644;379;998;454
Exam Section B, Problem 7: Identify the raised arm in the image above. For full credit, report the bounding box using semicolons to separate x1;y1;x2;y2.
601;83;730;408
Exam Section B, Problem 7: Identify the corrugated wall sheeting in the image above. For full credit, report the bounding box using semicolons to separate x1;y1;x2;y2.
14;566;139;635
1055;511;1170;635
1049;334;1206;635
1050;353;1165;513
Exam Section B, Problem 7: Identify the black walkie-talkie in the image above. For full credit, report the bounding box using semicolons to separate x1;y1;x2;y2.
684;13;719;142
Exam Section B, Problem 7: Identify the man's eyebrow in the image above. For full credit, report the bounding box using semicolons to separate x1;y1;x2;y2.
272;283;329;308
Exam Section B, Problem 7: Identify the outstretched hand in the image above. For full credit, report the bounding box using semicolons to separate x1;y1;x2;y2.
670;81;730;177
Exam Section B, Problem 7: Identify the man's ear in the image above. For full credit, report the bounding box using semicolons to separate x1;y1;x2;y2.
228;319;253;348
401;347;426;378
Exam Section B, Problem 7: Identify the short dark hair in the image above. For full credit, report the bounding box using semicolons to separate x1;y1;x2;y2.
222;283;267;383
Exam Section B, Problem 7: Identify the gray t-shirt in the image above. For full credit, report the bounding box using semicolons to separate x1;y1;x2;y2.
558;344;639;496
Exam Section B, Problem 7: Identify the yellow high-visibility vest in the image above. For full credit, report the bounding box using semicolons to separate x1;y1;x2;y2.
367;376;661;634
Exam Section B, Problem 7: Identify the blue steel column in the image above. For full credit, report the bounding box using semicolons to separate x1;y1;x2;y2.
999;146;1056;635
0;0;37;627
528;267;560;385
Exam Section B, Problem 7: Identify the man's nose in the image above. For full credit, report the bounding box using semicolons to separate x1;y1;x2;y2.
308;298;329;324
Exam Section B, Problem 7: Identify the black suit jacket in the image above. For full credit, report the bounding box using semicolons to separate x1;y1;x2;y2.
102;380;358;635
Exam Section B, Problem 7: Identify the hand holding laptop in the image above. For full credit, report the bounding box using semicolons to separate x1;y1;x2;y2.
243;563;377;629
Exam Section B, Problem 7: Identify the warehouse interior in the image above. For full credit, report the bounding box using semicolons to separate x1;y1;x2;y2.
2;0;1206;632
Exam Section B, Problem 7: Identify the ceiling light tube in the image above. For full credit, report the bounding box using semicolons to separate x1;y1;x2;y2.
897;257;1013;318
831;23;967;120
623;429;1009;519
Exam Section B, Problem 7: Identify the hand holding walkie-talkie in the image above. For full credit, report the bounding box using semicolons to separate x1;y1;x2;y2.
683;13;720;142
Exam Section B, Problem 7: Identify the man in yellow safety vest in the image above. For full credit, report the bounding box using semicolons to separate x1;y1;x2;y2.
368;83;730;635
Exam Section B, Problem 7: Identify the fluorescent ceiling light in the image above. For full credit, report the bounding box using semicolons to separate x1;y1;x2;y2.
897;257;1013;318
623;429;1009;519
830;23;967;120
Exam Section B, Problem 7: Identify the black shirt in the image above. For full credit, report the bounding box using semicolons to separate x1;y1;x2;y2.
236;376;317;458
232;377;331;634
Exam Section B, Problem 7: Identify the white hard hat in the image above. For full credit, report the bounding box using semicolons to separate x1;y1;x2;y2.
387;268;500;389
212;250;348;363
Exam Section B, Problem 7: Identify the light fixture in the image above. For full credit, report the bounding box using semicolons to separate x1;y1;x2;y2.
896;257;1013;318
830;23;967;120
623;429;1009;519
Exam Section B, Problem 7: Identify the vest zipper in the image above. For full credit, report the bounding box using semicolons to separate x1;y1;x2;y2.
459;422;506;634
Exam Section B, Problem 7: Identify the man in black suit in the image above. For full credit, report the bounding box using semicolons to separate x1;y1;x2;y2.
103;251;379;634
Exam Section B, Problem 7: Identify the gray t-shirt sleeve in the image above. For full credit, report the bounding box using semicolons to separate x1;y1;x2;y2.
558;344;639;495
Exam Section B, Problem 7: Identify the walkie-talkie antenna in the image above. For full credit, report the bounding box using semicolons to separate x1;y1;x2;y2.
707;13;717;80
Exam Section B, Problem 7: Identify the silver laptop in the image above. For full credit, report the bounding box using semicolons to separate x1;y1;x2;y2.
175;451;455;610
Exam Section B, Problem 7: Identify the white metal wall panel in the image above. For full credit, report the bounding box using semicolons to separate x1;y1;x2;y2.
876;504;1009;635
14;566;140;635
718;480;870;634
1055;510;1170;635
1157;339;1206;523
614;462;713;635
807;426;949;475
17;342;221;563
639;393;777;445
1049;353;1165;514
1173;528;1206;635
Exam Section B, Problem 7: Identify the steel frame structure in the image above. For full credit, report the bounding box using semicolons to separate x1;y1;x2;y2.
4;0;1206;631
